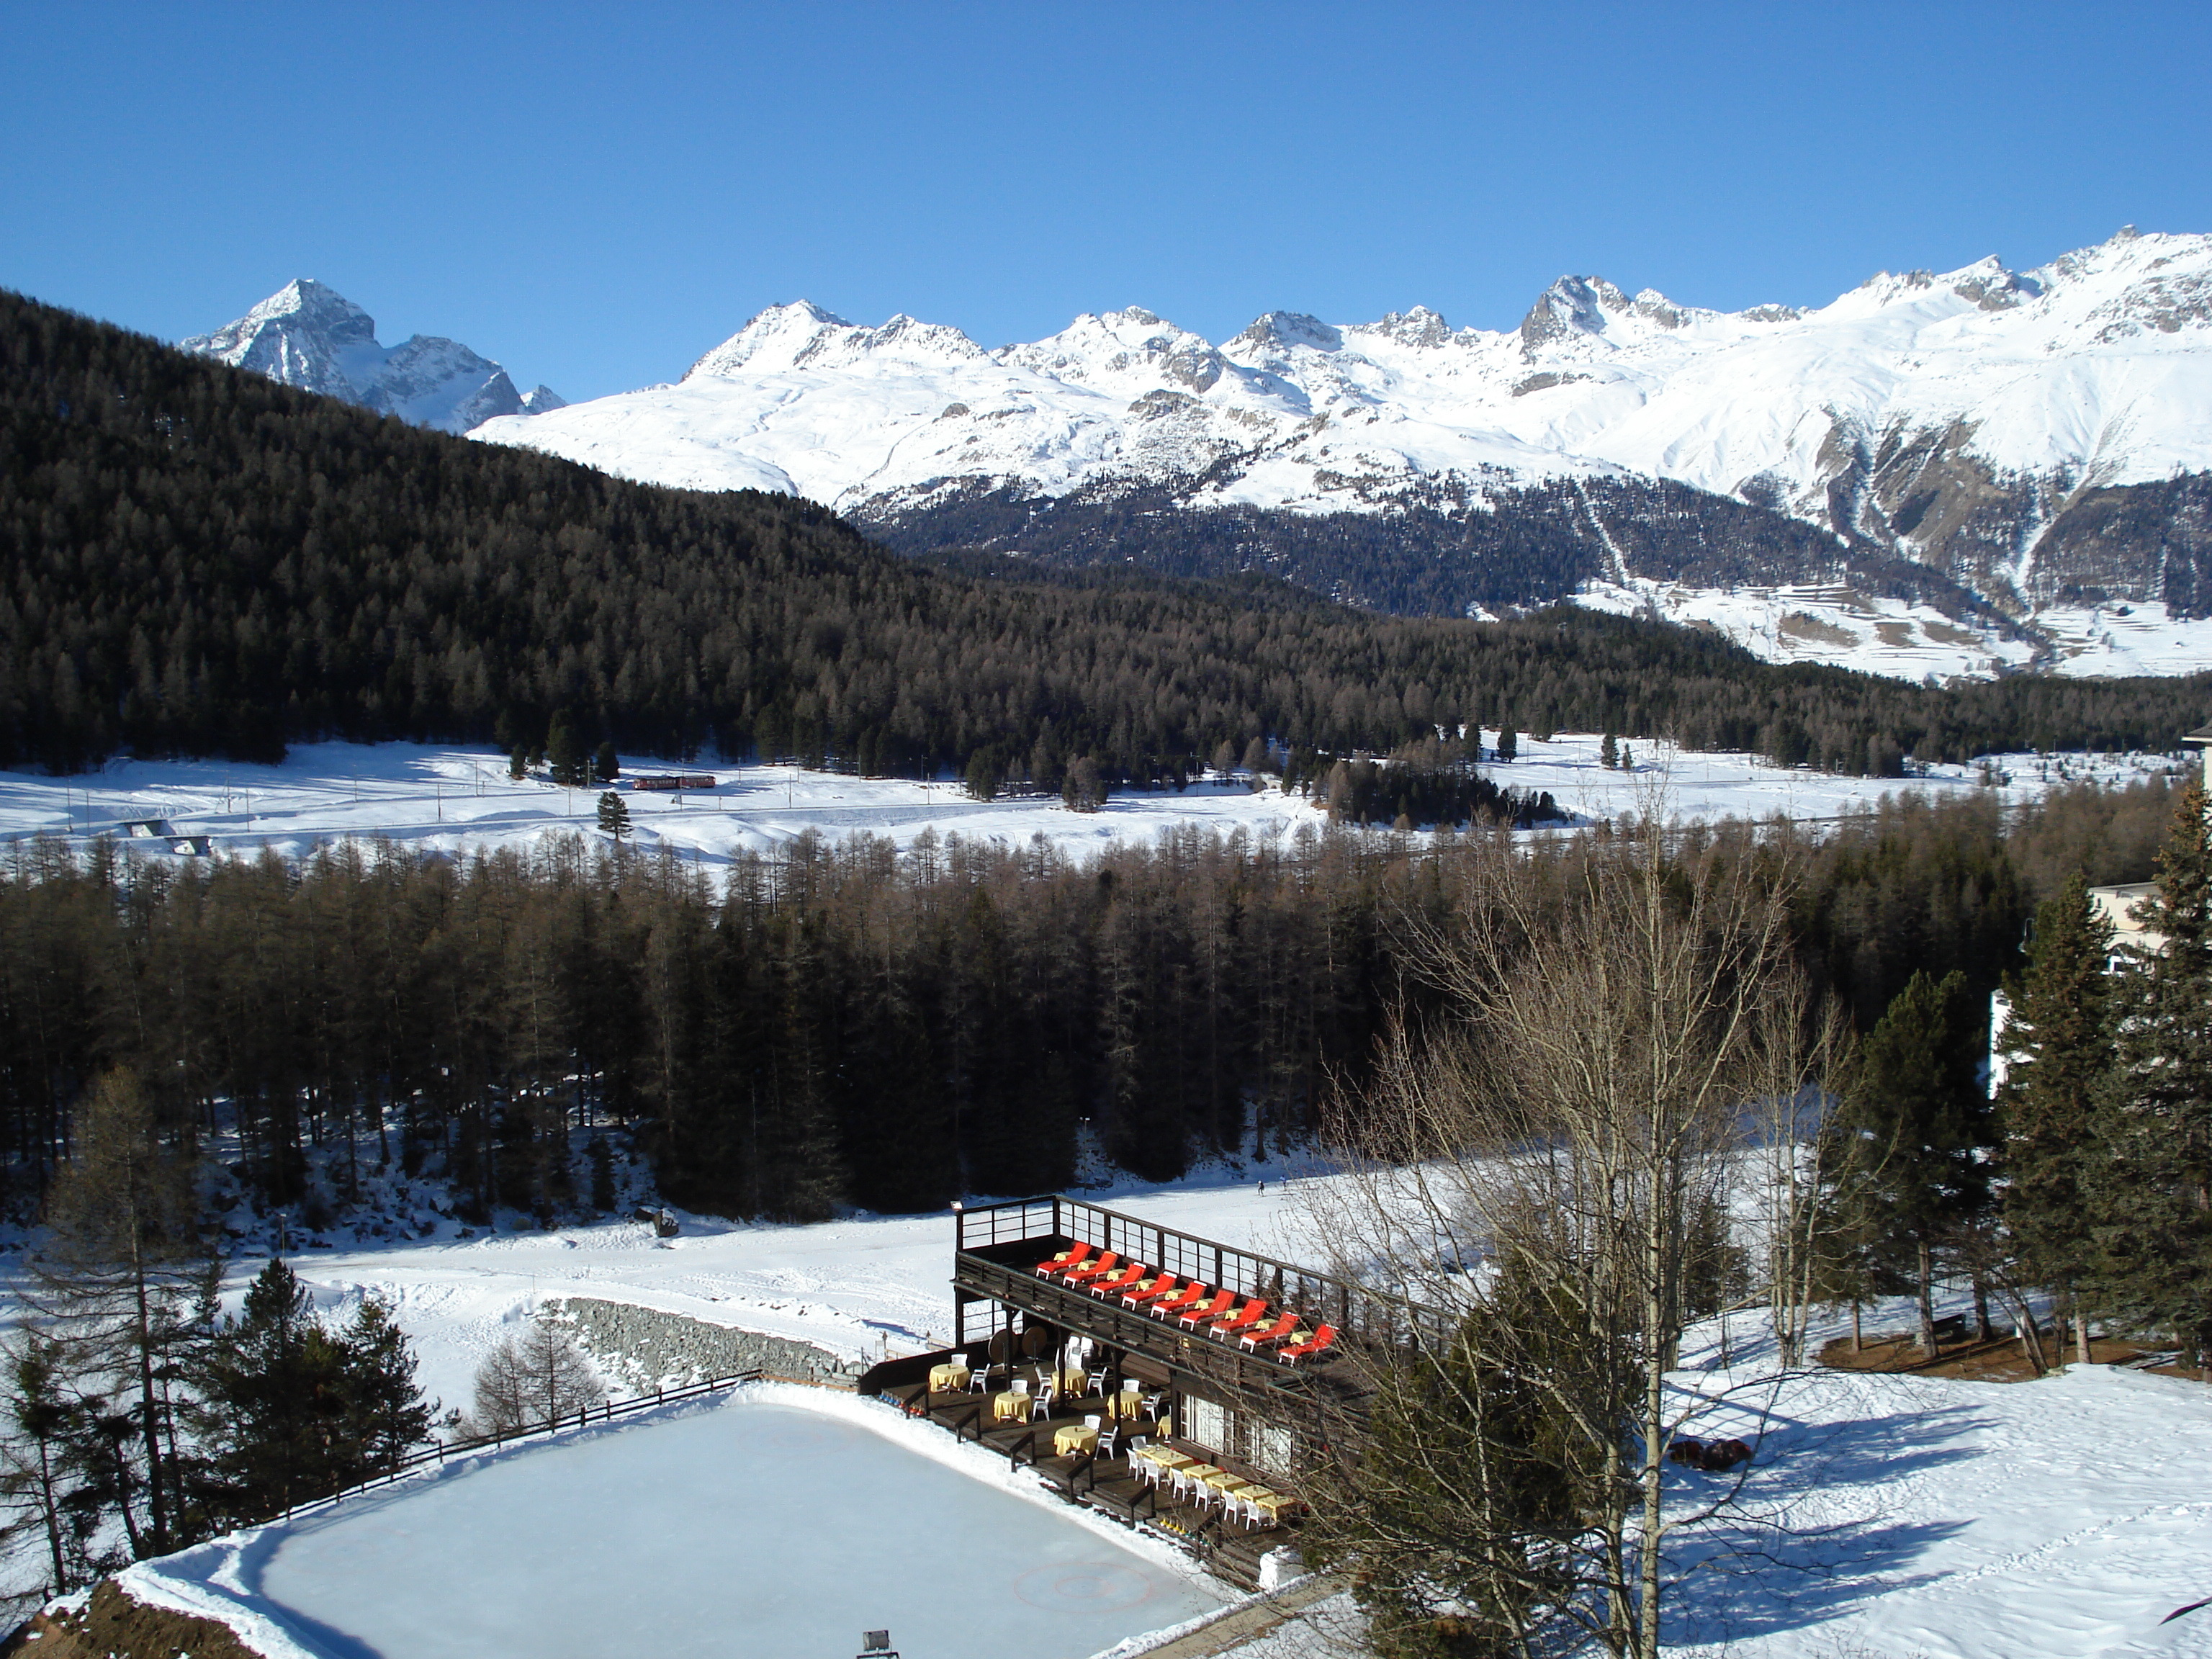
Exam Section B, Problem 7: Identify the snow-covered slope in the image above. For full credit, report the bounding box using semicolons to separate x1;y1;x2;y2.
87;1184;2212;1659
482;228;2212;533
473;230;2212;676
184;280;559;435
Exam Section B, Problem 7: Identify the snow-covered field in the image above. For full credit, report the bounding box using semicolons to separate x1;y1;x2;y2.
99;1169;2212;1659
0;737;2180;871
118;1387;1225;1659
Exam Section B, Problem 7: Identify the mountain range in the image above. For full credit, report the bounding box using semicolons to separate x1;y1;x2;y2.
462;228;2212;680
181;238;2212;682
183;279;562;435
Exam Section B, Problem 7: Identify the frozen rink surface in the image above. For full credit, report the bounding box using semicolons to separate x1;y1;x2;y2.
138;1393;1224;1659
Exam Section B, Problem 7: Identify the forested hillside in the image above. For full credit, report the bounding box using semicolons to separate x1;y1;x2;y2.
0;778;2172;1223
859;472;2000;620
3;288;2209;785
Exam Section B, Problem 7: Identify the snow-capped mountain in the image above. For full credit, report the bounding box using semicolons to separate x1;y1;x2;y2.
185;280;560;435
469;230;2212;678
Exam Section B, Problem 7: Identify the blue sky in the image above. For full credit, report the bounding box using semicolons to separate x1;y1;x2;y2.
5;1;2208;401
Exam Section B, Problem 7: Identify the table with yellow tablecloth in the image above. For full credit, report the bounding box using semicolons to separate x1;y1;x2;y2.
1053;1423;1100;1457
927;1362;970;1392
990;1390;1033;1424
1241;1486;1298;1523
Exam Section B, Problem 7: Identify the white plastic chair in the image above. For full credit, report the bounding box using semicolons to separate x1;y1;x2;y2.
1083;1413;1102;1431
1098;1426;1120;1459
1029;1383;1055;1421
966;1363;992;1393
1011;1376;1030;1395
1086;1367;1109;1395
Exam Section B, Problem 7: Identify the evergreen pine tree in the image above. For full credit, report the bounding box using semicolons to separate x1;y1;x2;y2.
596;791;631;840
545;713;585;788
2094;781;2212;1373
189;1258;342;1518
191;1265;433;1521
1826;970;1992;1352
585;1134;616;1213
1997;871;2114;1359
1495;726;1516;763
333;1295;434;1475
1601;732;1618;770
593;740;619;783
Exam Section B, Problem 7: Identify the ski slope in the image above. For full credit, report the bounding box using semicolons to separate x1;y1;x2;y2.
0;737;2177;873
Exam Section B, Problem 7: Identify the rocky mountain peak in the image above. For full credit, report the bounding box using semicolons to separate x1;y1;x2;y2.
1517;276;1635;354
182;281;552;434
1359;306;1453;348
1228;312;1344;362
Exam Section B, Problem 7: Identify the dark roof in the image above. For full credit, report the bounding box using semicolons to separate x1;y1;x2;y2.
2185;724;2212;745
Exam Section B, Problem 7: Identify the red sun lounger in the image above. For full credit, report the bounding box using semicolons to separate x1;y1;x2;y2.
1239;1312;1300;1352
1091;1262;1148;1297
1211;1299;1269;1339
1280;1323;1338;1364
1154;1283;1209;1319
1122;1274;1180;1308
1062;1250;1121;1285
1035;1241;1094;1279
1178;1290;1237;1329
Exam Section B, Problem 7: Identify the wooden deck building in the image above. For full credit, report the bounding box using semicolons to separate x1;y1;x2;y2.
856;1195;1449;1589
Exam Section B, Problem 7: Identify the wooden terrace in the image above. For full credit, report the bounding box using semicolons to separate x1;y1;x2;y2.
863;1359;1301;1590
858;1194;1453;1588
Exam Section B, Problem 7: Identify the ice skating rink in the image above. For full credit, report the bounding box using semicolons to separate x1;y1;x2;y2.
145;1393;1224;1659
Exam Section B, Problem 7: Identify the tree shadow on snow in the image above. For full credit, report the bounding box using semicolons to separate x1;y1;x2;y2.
1661;1396;1991;1647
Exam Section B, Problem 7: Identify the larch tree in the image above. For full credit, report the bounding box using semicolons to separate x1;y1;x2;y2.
467;1310;605;1437
22;1068;214;1559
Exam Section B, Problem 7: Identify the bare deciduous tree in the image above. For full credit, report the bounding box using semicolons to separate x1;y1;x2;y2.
1301;818;1840;1659
467;1310;606;1437
21;1068;213;1560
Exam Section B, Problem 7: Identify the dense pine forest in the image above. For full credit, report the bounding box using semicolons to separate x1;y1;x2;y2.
4;287;2211;786
0;777;2177;1226
862;471;2001;620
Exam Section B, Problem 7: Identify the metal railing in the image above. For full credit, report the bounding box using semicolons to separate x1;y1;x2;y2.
956;1194;1451;1352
